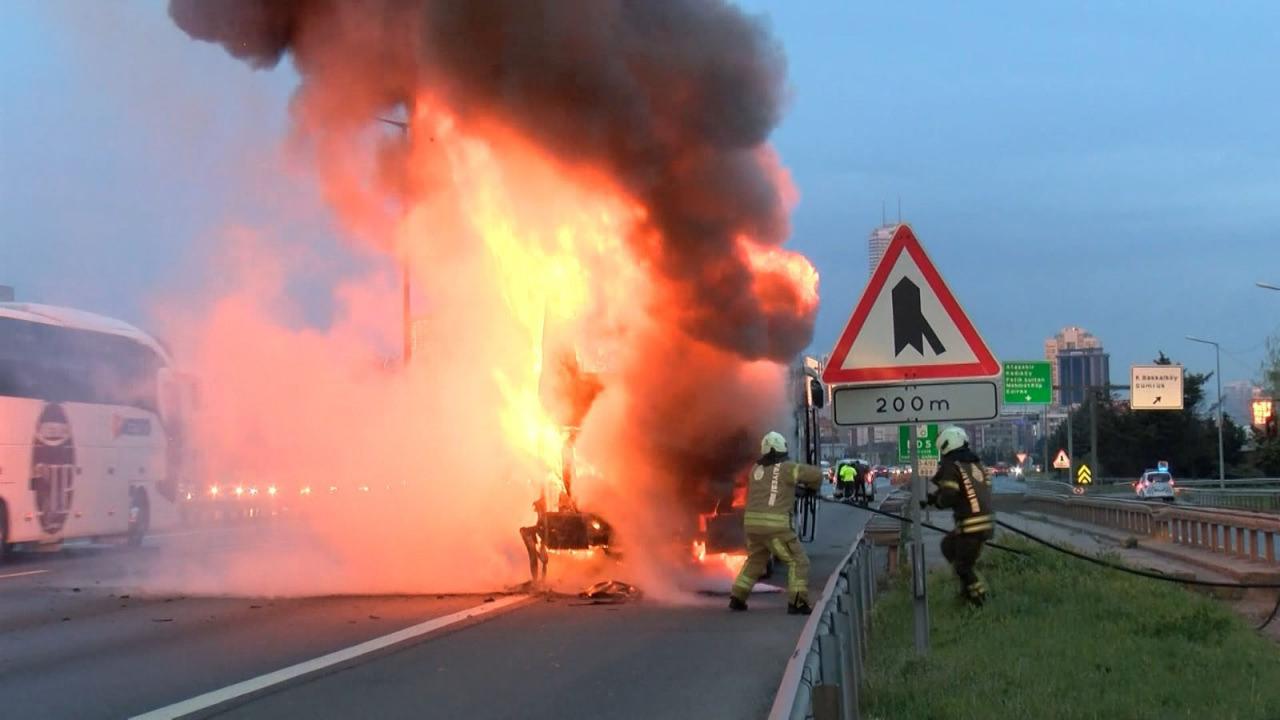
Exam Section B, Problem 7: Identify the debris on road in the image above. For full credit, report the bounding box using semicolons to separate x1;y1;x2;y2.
577;580;642;604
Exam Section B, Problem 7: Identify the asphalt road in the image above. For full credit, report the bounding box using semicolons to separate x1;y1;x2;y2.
0;527;498;719
1;495;879;720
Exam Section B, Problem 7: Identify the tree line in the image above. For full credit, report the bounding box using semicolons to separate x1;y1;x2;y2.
1046;352;1248;479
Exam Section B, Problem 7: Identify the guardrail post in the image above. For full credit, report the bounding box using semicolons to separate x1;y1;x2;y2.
815;633;843;720
860;545;873;641
835;595;860;720
866;543;878;599
1267;532;1276;564
848;576;865;665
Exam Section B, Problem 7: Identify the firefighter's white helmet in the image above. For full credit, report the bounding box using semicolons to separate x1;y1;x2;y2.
761;431;788;455
937;426;969;456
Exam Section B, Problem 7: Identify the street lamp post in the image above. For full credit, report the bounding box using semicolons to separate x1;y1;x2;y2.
1186;336;1225;489
1257;282;1280;292
379;116;413;366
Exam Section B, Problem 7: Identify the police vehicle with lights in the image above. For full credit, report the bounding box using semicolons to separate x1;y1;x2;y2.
1135;461;1176;502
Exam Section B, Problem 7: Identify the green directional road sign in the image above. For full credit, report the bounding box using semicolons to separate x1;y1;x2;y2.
898;424;939;462
1003;360;1052;405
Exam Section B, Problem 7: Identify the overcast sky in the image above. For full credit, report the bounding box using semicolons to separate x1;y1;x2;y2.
3;0;1278;388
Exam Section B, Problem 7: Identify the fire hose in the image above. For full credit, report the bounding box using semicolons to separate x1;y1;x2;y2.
856;503;1280;631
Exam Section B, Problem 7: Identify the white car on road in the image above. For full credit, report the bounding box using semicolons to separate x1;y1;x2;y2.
1135;470;1176;501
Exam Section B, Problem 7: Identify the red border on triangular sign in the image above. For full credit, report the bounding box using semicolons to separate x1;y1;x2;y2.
822;225;1000;384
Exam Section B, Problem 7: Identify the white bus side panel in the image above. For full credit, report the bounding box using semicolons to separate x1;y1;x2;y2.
0;398;167;544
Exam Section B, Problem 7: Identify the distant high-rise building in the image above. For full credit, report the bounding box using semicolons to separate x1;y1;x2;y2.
1045;326;1103;397
1056;348;1111;406
868;225;896;277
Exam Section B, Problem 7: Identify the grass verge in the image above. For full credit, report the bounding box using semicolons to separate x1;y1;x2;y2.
863;539;1280;720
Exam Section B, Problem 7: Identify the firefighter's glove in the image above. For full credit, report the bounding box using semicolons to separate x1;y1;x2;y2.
921;493;937;509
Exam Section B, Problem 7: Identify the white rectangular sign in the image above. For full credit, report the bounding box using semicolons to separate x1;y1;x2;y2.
1130;365;1184;410
833;381;999;426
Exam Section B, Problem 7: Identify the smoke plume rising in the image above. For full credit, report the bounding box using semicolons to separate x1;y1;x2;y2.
158;0;818;597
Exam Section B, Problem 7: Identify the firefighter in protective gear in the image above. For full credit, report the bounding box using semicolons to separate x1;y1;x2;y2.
729;431;824;615
850;460;870;505
924;426;994;607
837;462;856;500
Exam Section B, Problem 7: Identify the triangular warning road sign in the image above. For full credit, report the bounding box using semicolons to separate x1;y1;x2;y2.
822;225;1000;385
1053;449;1070;469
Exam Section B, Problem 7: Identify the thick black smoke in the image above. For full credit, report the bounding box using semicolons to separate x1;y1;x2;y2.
169;0;813;361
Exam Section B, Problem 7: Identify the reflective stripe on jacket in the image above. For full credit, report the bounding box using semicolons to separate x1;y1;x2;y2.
744;461;822;530
930;454;995;535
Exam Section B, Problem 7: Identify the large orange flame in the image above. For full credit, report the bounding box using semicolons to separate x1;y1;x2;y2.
148;100;814;601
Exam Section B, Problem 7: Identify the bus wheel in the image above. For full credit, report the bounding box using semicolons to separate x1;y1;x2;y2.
128;491;150;547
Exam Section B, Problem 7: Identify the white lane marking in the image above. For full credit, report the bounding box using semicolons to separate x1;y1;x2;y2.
0;570;50;580
130;594;533;720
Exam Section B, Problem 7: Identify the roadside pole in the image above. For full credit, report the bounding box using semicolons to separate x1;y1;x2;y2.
1042;405;1050;477
1066;403;1074;483
1088;387;1100;478
821;225;999;661
909;424;929;655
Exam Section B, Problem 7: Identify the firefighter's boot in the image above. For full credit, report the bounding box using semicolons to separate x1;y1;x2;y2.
964;577;988;608
787;597;813;615
728;596;748;612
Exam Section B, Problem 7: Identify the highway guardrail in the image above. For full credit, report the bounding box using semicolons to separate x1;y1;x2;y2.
769;496;894;720
1018;492;1280;566
1025;477;1280;513
1175;487;1280;513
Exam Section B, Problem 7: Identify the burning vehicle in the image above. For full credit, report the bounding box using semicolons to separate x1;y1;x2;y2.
163;0;820;596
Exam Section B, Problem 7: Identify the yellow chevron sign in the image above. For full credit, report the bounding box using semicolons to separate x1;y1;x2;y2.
1076;464;1093;485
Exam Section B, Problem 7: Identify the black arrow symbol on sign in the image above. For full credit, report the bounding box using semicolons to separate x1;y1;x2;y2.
892;277;945;357
1153;396;1162;405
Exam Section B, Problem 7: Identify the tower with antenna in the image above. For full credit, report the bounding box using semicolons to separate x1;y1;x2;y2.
868;198;903;278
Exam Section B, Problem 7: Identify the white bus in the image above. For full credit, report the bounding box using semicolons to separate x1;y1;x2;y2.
0;303;196;561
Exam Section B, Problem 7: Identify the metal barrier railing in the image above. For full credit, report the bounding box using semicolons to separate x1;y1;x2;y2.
1175;487;1280;513
769;537;876;720
1160;506;1280;564
1018;492;1280;566
1167;477;1280;488
1025;477;1280;512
